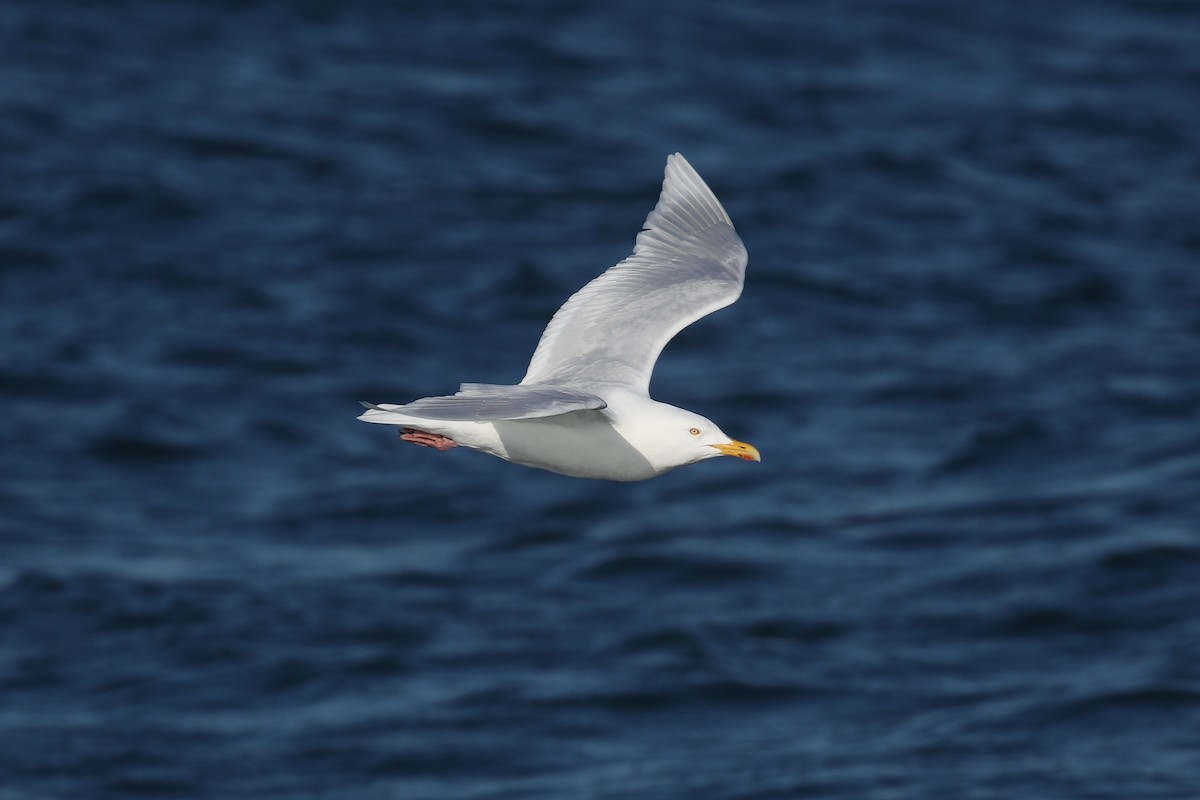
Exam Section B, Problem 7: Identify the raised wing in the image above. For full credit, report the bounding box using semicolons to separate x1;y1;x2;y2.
520;153;747;394
358;383;607;423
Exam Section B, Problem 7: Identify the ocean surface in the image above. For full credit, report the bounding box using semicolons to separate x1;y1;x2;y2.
2;1;1200;798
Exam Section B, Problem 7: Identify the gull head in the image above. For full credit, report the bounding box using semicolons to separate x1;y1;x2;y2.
609;396;761;474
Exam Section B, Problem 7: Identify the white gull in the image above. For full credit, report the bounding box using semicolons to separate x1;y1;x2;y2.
359;153;760;481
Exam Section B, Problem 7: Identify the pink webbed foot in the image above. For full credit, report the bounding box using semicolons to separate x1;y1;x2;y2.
400;428;459;451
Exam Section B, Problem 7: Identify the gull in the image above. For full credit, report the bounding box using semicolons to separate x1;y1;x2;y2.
359;153;760;481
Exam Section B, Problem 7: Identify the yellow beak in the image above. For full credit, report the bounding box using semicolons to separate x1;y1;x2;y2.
711;439;761;462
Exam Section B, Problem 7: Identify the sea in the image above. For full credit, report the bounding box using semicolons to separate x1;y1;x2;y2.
2;1;1199;798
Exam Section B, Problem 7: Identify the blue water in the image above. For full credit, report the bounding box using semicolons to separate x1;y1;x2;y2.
3;1;1200;797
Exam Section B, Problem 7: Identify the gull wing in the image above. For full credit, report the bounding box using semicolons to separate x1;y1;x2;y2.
520;153;747;394
358;383;607;423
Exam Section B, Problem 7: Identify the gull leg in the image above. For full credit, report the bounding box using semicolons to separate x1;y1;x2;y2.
400;428;459;451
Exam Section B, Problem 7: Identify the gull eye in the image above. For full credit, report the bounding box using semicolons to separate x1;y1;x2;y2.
689;427;701;436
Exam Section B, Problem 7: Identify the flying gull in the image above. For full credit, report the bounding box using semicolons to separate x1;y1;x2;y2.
359;153;760;481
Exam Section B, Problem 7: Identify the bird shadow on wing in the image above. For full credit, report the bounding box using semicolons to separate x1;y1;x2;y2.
492;412;657;481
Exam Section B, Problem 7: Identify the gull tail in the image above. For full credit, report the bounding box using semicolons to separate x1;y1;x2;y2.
357;401;410;424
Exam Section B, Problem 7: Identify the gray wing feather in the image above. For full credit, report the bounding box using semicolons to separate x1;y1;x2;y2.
360;383;607;422
519;153;747;394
